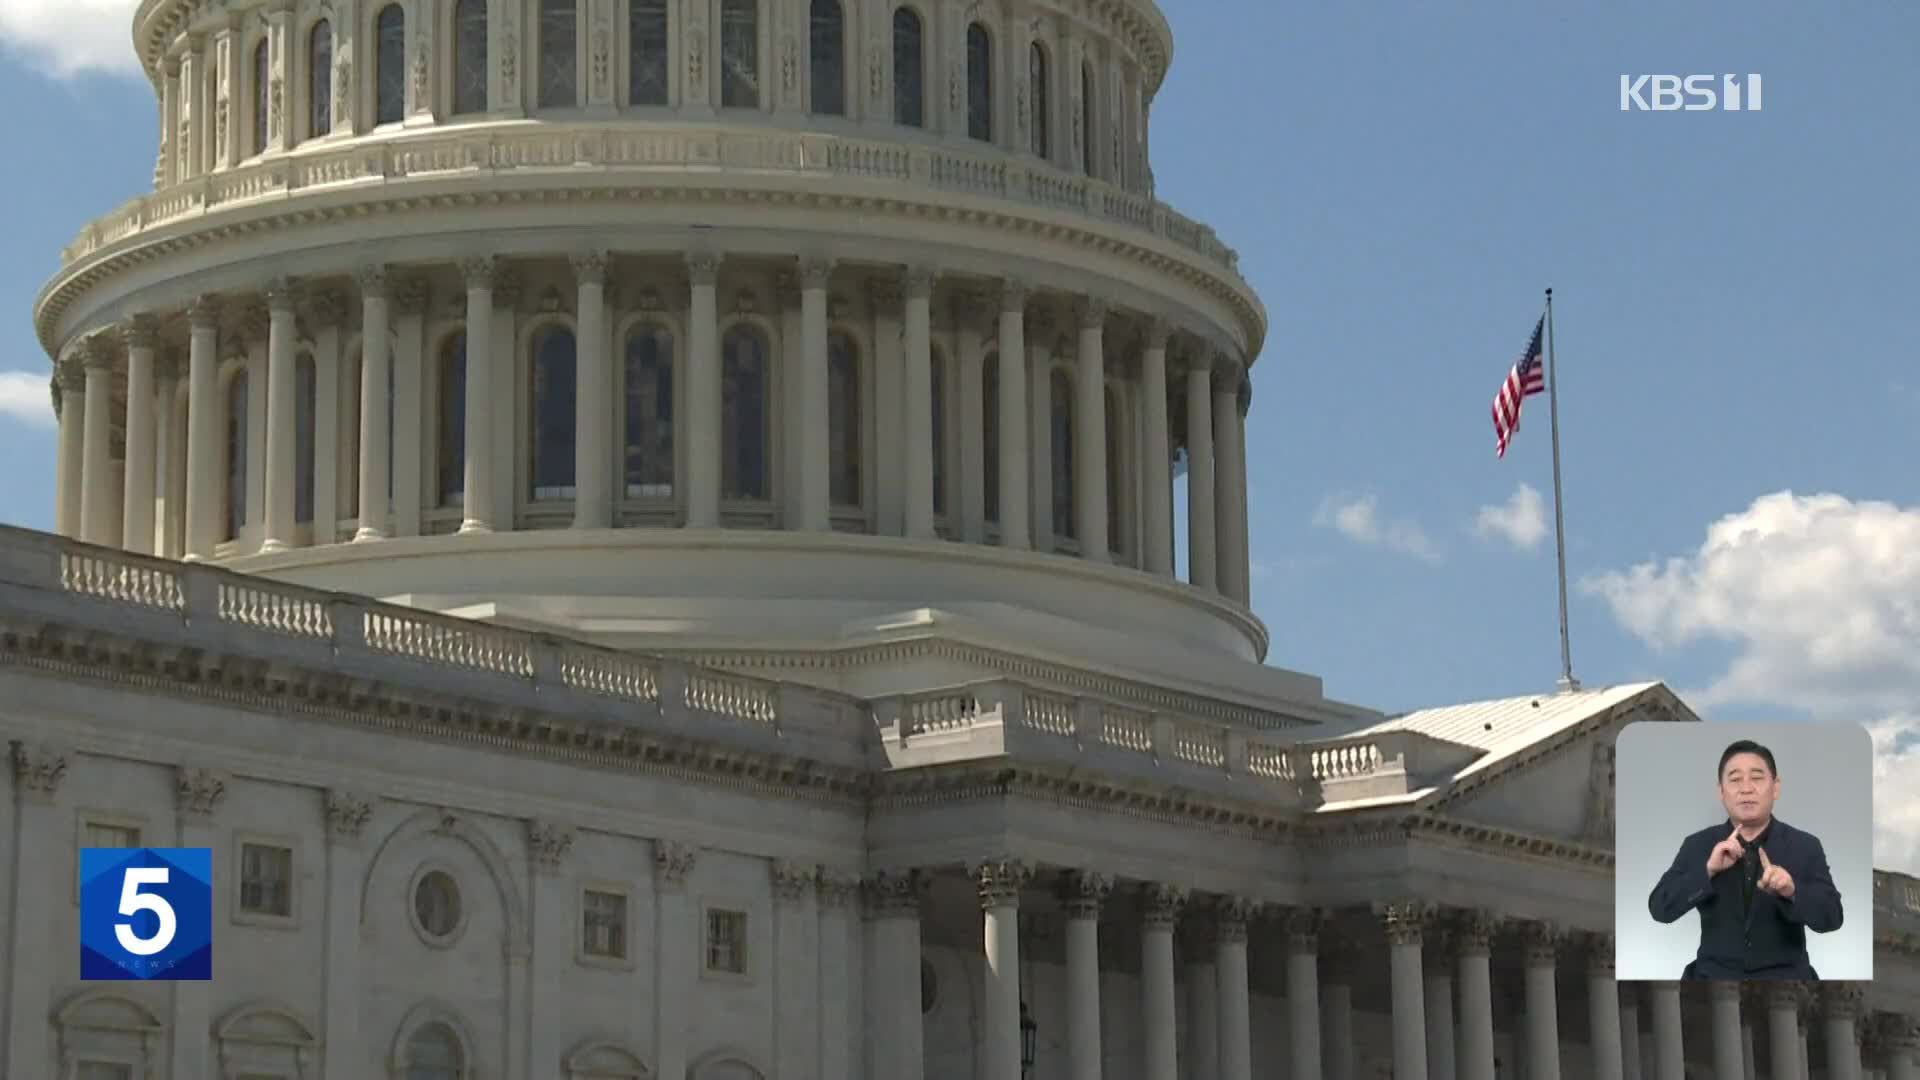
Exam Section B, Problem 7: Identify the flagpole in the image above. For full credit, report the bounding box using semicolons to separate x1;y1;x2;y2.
1545;287;1579;692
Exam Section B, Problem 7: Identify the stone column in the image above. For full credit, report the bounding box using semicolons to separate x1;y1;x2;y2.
5;744;67;1080
264;1;291;152
816;871;860;1080
1455;911;1498;1080
1379;901;1430;1080
686;253;722;528
1140;321;1173;575
1184;352;1216;589
956;291;988;543
1026;312;1055;550
160;55;182;185
1215;897;1256;1080
570;253;613;529
1185;917;1219;1080
1886;1017;1919;1080
54;364;84;538
1649;981;1684;1080
1213;365;1249;602
171;768;226;1080
458;257;497;533
1587;935;1623;1080
976;860;1032;1080
309;292;343;542
79;341;115;546
320;790;371;1080
389;278;426;538
403;0;434;123
354;269;392;541
1074;297;1109;561
213;20;239;169
1424;928;1457;1080
1283;909;1323;1080
261;278;298;552
185;297;222;558
1062;872;1110;1080
869;277;905;534
155;354;184;556
1620;986;1644;1080
653;840;697;1080
866;870;926;1080
1139;884;1183;1080
772;862;820;1080
120;319;159;553
1827;985;1866;1080
1522;922;1562;1080
798;257;834;531
527;821;575;1080
995;281;1031;549
176;43;201;179
1323;975;1355;1080
1768;984;1803;1080
904;267;937;540
1711;980;1744;1080
245;326;268;541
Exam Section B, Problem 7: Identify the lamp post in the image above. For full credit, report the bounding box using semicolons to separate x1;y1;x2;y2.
1021;999;1038;1079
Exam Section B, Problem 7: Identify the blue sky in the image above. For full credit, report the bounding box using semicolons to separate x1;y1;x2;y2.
2;1;1917;862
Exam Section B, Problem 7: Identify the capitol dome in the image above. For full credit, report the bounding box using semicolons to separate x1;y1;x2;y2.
36;0;1268;699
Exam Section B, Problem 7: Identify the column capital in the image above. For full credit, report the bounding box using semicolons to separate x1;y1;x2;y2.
1214;896;1257;944
323;788;373;841
972;858;1032;908
771;859;817;905
1823;981;1867;1020
798;256;836;290
79;336;116;372
1585;932;1614;977
1027;304;1059;344
121;315;160;351
354;266;390;299
863;869;927;918
1059;870;1111;920
1140;882;1187;930
527;820;576;873
1182;346;1214;375
9;741;70;802
305;289;348;329
1521;920;1561;967
1212;353;1247;391
903;265;937;300
1281;906;1324;952
1765;980;1810;1011
952;289;993;331
393;276;430;317
1143;317;1173;351
771;271;802;309
152;347;182;383
998;278;1030;314
685;252;723;287
865;275;903;314
461;256;498;290
571;250;610;286
1709;979;1742;1003
264;276;297;311
494;267;525;310
1375;898;1433;945
1077;296;1109;332
175;766;229;819
816;867;861;909
56;359;87;394
1453;908;1501;956
654;839;697;889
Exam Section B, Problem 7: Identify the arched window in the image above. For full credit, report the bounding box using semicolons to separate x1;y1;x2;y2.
828;332;860;507
808;0;845;116
375;4;406;125
225;371;249;541
308;21;333;138
629;0;669;105
539;0;579;107
892;7;923;127
1050;368;1074;541
1105;387;1123;555
982;351;998;524
966;22;992;142
720;325;769;500
930;345;946;517
403;1023;464;1080
1079;62;1094;175
719;0;759;108
1028;42;1049;157
530;326;578;499
436;334;466;507
453;0;489;114
252;38;270;154
295;354;316;524
623;324;674;498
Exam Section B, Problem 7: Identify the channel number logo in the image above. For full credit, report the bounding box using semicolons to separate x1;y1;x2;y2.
79;848;213;980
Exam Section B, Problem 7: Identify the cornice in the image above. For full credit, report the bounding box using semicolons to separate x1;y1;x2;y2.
1424;686;1688;811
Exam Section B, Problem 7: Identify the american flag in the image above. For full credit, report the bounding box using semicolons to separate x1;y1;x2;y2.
1491;316;1546;458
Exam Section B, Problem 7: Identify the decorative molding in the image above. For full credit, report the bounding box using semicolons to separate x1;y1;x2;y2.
1140;882;1186;930
1059;870;1111;920
972;858;1032;908
771;859;816;904
9;741;69;801
1823;982;1866;1020
263;276;296;311
175;766;229;818
864;869;925;918
323;788;373;840
1214;895;1257;944
354;266;388;299
903;266;937;300
816;868;860;909
798;256;835;291
392;276;429;317
653;839;696;887
460;256;497;291
571;251;609;287
1454;909;1500;955
1520;921;1560;968
1376;899;1431;946
1585;932;1614;976
684;252;721;288
527;820;576;872
121;315;159;351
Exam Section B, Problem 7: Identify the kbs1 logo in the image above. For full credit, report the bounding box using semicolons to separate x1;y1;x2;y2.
1620;74;1763;112
79;848;213;980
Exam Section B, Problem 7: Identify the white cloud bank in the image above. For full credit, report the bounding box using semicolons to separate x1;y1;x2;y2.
0;0;144;79
0;371;56;429
1313;493;1441;563
1584;491;1920;874
1476;483;1548;551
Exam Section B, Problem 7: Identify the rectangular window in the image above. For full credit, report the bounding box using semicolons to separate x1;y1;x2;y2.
704;908;747;973
628;0;669;106
76;1063;132;1080
240;842;294;918
84;822;141;850
719;0;760;108
582;889;628;959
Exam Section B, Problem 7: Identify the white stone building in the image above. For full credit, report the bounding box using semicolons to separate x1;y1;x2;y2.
9;0;1920;1078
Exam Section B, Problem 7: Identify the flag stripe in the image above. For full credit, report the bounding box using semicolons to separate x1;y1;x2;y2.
1492;316;1546;458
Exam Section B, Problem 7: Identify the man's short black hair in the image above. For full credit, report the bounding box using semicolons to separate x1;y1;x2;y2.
1718;739;1778;780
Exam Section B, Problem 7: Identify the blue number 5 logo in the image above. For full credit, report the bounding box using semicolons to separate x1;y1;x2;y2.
80;848;212;981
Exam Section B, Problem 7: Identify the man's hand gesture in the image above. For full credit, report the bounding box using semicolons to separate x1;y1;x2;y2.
1757;845;1795;899
1707;825;1746;877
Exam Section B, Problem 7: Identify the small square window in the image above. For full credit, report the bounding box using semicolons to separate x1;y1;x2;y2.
705;908;747;974
239;843;294;918
582;889;628;960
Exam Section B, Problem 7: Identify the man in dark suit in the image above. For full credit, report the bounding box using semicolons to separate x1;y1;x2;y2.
1647;738;1844;979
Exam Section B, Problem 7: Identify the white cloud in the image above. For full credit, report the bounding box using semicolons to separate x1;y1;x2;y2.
0;0;144;79
0;371;56;429
1584;491;1920;873
1475;483;1549;551
1313;494;1441;562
